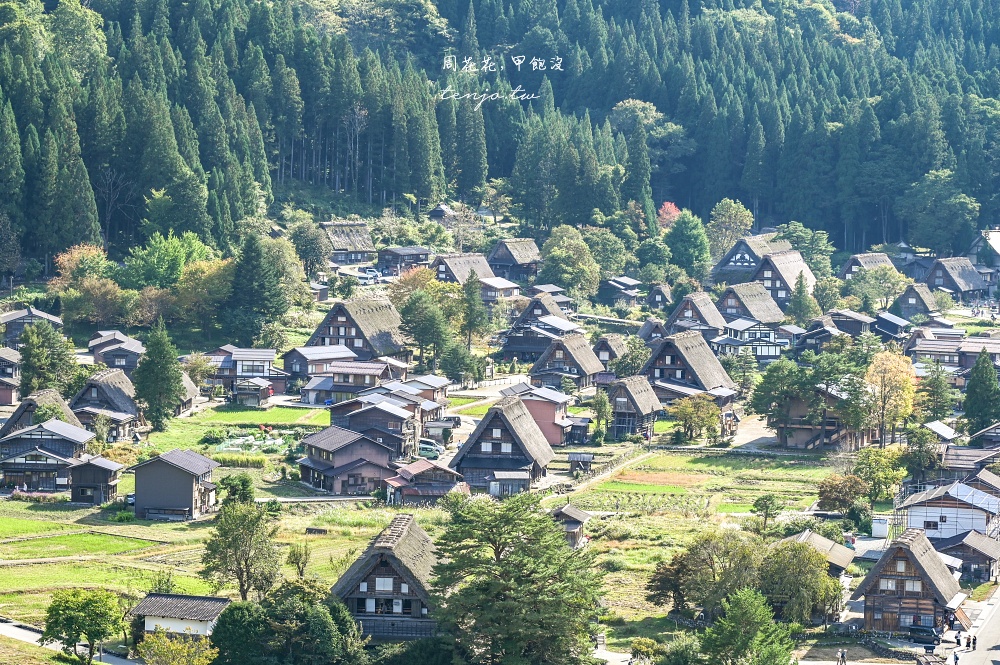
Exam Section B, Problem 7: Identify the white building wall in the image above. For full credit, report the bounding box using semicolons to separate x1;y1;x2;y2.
143;616;214;635
906;506;987;539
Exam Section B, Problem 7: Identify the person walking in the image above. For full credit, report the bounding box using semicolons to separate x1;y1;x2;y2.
841;647;847;665
967;635;972;649
973;635;977;650
836;648;844;664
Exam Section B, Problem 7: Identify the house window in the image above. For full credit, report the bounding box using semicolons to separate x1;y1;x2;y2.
91;387;98;398
675;369;683;379
114;357;125;366
337;315;346;322
899;615;913;626
655;295;661;301
924;520;939;530
763;270;772;277
554;350;564;359
392;599;403;613
357;599;367;613
763;280;772;288
879;578;896;591
939;515;947;523
896;561;906;572
359;582;368;592
482;441;493;453
599;351;609;361
663;355;672;364
375;578;393;591
78;487;93;497
533;308;541;315
244;363;265;374
492;428;502;438
905;580;922;592
354;339;363;348
683;310;692;317
401;583;409;594
501;442;512;453
908;297;916;304
873;612;882;620
338;327;347;335
777;290;787;299
365;598;375;613
364;375;372;385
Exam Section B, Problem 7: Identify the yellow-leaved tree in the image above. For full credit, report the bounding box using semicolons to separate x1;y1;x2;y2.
865;350;916;446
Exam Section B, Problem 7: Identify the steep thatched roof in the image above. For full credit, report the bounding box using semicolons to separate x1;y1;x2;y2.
512;293;569;327
666;292;727;331
930;257;988;293
450;396;555;468
0;389;81;437
760;250;816;292
310;299;407;356
780;529;854;570
594;334;628;358
742;232;792;258
637;317;669;341
838;252;895;279
430;253;495;283
644;331;736;391
488;238;540;265
716;282;784;324
646;284;672;305
895;283;939;314
530;333;605;377
612;376;661;416
331;514;438;603
851;529;961;604
69;368;141;418
320;220;375;252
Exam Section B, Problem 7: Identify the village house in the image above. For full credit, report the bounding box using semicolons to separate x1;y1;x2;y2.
637;317;670;344
310;281;329;302
892;283;941;321
962;467;1000;497
449;396;555;497
0;389;82;438
128;449;219;520
711;318;784;362
774;384;877;449
646;284;673;311
851;529;970;632
281;345;360;382
923;420;959;444
529;333;605;390
606;376;661;440
0;419;95;492
320;220;376;265
499;382;578;447
0;307;62;348
593;334;628;370
751;250;817;310
597;276;643;307
792;315;851;355
202;346;288;393
926;257;989;303
780;529;855;577
88;330;146;376
827;309;876;337
715;282;784;327
376;246;432;276
401;375;450;402
429;253;495;284
838;252;896;280
525;284;574;312
666;292;727;342
934;530;1000;583
350;388;443;427
776;323;807;348
641;331;739;434
501;294;582;363
711;232;792;284
957;336;1000;370
0;347;20;404
332;514;439;640
904;328;963;369
70;454;123;504
899;482;1000;540
486;238;541;281
129;594;231;637
480;276;520;306
384;459;467;506
966;228;1000;269
329;400;416;458
937;445;1000;480
232;377;273;407
176;373;199;417
68;368;145;443
297;425;394;495
307;299;410;362
873;312;912;343
551;504;593;548
299;361;396;405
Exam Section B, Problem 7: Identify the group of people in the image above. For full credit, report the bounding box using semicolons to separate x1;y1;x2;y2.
835;648;848;664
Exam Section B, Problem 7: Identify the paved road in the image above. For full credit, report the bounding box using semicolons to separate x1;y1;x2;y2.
0;620;133;664
944;596;1000;665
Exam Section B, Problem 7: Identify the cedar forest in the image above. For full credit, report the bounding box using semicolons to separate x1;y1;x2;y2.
0;0;999;265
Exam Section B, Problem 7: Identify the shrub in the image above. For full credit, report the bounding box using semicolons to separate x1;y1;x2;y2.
601;553;628;572
10;490;68;504
289;469;301;481
23;258;44;281
201;428;227;445
114;510;135;522
264;499;282;515
210;453;267;468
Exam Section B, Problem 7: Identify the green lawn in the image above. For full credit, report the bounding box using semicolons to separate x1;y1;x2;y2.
456;400;496;416
198;406;323;424
653;419;676;433
567;405;590;415
0;517;73;540
147;403;326;452
0;635;64;665
0;532;157;560
447;396;480;408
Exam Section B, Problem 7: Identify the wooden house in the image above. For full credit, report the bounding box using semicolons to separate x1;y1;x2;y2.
597;276;642;307
780;529;854;576
751;250;816;310
851;529;970;631
384;459;467;506
376;247;431;276
606;376;661;440
320;220;376;265
938;445;1000;480
963;467;1000;498
499;382;575;447
957;336;1000;370
128;449;219;520
402;375;450;402
637;317;670;344
828;309;876;337
306;299;410;362
329;400;416;458
793;315;851;355
711;318;784;362
892;283;940;321
480;276;521;306
0;419;95;492
711;232;792;284
966;228;1000;270
299;361;395;404
899;482;1000;539
175;373;199;416
593;334;628;370
551;504;592;548
487;238;540;281
926;257;989;303
68;368;145;442
70;454;123;504
449;396;555;496
0;389;81;438
774;384;878;449
88;331;145;377
331;514;438;640
714;282;784;326
429;253;495;284
501;294;582;362
0;307;62;349
874;312;912;343
646;284;672;311
233;377;273;406
282;345;359;381
904;328;963;369
525;284;574;312
838;253;896;280
529;333;604;390
297;425;393;495
0;347;20;404
128;594;231;636
934;530;1000;583
203;346;288;393
666;292;727;341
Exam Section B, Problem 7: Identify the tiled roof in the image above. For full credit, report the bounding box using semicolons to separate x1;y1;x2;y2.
129;593;230;621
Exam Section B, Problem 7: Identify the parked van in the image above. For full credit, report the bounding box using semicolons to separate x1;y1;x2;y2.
907;625;942;645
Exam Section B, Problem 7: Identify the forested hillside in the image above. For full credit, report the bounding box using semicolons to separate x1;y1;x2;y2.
2;0;1000;261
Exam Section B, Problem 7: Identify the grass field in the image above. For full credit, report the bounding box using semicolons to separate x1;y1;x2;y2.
456;400;496;416
0;635;64;665
0;532;156;560
0;518;73;540
446;396;479;408
147;404;327;453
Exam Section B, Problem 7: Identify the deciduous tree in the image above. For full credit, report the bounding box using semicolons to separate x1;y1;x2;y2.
706;198;754;260
201;502;281;601
139;629;218;665
853;447;906;503
664;209;711;281
537;225;601;298
865;350;916;445
41;589;121;665
817;474;870;511
759;542;834;624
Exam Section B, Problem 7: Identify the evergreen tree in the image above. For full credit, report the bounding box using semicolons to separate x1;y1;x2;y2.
621;123;655;233
965;349;1000;441
0;97;24;232
664;210;711;281
455;100;487;201
787;272;821;327
916;360;959;423
221;235;289;346
19;321;76;397
133;319;184;431
460;271;488;351
399;290;449;367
